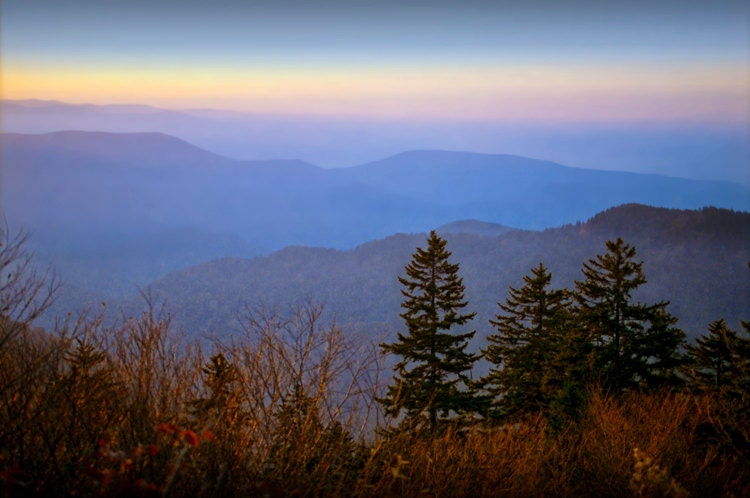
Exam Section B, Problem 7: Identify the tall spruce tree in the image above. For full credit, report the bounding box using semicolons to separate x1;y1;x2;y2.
481;263;570;420
574;238;686;391
379;231;477;434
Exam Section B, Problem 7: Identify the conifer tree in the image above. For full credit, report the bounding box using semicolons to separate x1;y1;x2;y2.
574;238;685;391
270;382;322;470
684;318;750;395
636;306;687;388
543;316;596;430
481;263;570;420
379;231;477;434
191;352;240;423
269;381;364;486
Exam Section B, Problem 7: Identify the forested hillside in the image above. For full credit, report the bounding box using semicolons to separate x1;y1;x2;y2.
99;204;750;344
2;207;749;497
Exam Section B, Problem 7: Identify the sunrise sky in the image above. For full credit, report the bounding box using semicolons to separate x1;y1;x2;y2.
2;0;748;125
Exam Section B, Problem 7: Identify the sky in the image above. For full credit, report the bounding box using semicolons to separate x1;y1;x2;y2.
1;0;749;126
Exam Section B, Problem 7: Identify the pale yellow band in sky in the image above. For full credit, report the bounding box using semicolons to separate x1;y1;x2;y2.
2;61;747;124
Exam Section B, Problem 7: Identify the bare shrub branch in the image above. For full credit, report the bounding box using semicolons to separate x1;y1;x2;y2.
0;224;59;349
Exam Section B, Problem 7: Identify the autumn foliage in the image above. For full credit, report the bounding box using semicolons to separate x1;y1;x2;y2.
1;227;749;497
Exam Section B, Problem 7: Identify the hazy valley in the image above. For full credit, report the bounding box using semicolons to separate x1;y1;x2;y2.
1;129;748;343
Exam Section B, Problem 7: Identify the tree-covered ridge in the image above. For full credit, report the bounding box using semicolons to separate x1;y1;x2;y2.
91;204;750;345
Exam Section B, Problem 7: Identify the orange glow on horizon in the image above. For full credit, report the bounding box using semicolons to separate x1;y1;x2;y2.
2;61;747;124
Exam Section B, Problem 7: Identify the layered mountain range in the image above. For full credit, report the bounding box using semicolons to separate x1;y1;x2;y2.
4;130;748;249
5;99;749;184
1;130;748;341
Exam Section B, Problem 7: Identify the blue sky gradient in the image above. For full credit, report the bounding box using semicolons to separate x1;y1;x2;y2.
3;1;748;67
1;0;748;181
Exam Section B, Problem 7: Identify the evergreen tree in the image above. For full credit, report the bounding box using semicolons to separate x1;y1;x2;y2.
684;317;750;457
191;352;241;423
269;382;365;488
379;231;477;434
543;317;596;430
574;238;686;391
61;338;123;445
269;381;322;471
481;263;570;420
684;319;750;396
190;352;247;488
636;307;687;388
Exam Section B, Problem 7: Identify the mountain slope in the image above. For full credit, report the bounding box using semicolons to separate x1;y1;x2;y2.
339;150;750;229
3;131;749;303
0;130;230;168
99;205;750;345
5;132;749;238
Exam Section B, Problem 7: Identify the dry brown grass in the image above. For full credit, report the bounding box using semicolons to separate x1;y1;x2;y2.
1;231;748;497
348;386;750;498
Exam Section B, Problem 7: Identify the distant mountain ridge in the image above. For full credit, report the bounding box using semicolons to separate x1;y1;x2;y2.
1;131;231;168
341;149;750;228
4;98;749;184
5;99;168;114
2;130;749;305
